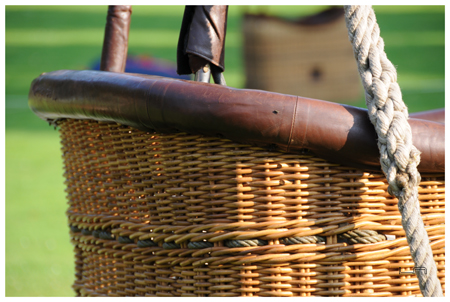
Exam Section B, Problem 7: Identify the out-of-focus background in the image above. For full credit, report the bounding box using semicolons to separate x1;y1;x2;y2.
5;5;444;296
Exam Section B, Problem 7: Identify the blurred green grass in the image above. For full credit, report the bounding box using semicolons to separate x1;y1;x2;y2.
5;5;444;297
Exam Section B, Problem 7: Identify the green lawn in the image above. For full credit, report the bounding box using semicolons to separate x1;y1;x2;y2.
4;5;444;297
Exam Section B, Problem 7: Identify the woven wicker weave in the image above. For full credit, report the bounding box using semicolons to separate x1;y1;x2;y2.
60;119;445;297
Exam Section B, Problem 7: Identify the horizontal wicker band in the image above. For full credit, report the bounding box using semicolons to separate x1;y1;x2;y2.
69;225;386;248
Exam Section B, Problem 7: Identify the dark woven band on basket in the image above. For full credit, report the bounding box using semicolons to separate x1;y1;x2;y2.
137;239;158;248
118;236;135;244
188;241;214;249
69;225;386;248
163;242;181;249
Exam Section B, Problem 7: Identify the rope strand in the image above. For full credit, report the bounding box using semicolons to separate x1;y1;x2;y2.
343;5;442;297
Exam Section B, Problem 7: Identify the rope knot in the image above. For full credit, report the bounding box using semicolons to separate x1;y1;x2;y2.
388;172;413;201
395;172;408;191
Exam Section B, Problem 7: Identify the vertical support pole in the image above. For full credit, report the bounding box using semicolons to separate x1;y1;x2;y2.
100;5;132;72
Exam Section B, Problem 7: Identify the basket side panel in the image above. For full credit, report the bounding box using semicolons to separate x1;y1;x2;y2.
59;119;445;297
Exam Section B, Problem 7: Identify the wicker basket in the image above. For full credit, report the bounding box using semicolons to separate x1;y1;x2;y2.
243;7;362;103
56;119;443;297
28;5;445;297
44;111;445;297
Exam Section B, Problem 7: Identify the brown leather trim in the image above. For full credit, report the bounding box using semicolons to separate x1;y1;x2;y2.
29;70;444;173
410;108;444;124
100;5;132;72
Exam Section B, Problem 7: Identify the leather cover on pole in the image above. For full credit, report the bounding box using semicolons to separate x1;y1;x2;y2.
177;6;228;74
29;70;444;173
100;5;132;72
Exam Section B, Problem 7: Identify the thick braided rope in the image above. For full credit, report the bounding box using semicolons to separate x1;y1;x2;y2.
280;236;325;245
339;230;386;244
225;239;268;248
343;6;442;297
